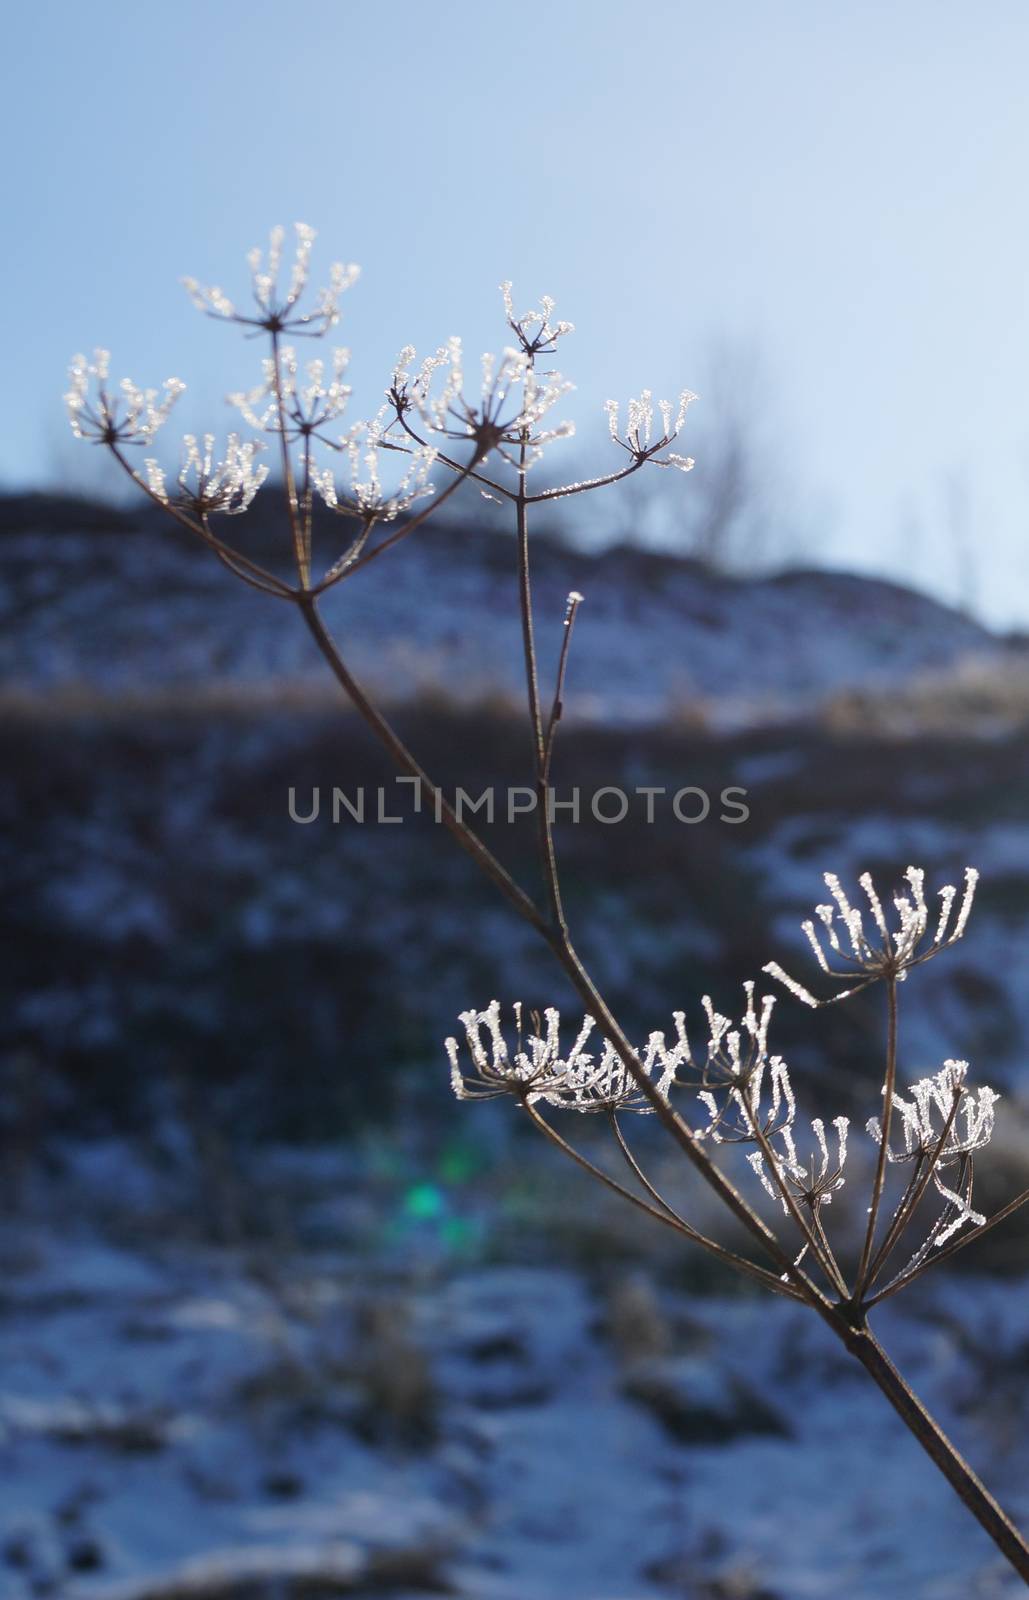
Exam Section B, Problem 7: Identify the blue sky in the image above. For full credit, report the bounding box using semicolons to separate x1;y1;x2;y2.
5;1;1029;624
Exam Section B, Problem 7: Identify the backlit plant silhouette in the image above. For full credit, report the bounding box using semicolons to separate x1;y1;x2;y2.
66;224;1029;1581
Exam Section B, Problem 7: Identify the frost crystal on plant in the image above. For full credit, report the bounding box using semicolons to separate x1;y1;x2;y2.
144;433;268;517
501;281;575;357
764;865;979;1007
605;388;696;471
229;345;353;442
65;350;185;448
183;223;359;337
692;983;795;1143
446;1001;689;1111
867;1059;998;1242
397;335;575;472
313;412;436;523
749;1116;850;1211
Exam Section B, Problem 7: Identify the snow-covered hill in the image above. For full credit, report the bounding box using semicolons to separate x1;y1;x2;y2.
0;495;1016;730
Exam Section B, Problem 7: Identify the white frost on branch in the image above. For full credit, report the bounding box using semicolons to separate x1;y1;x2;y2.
312;412;436;522
748;1116;850;1211
143;433;268;517
229;345;353;441
693;982;795;1144
65;350;185;448
446;1000;690;1112
764;865;979;1007
182;223;359;337
501;281;575;357
604;388;696;471
396;336;574;472
866;1059;998;1243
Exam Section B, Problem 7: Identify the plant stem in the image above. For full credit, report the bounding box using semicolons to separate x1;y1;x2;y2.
270;329;308;588
297;596;547;937
854;975;898;1298
525;1102;802;1300
515;454;567;935
838;1320;1029;1581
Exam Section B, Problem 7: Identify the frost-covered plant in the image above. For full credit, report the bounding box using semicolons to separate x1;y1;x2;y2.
764;864;980;1005
65;225;1029;1582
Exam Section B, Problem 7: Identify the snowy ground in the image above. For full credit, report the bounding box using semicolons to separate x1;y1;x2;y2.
0;1139;1027;1600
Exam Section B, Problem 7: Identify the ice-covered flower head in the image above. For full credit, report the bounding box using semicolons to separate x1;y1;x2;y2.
183;224;359;337
866;1060;998;1243
605;388;696;473
312;409;436;524
393;336;574;473
229;345;353;443
446;1000;690;1112
693;983;795;1144
764;866;980;1007
143;433;268;517
65;350;185;449
748;1116;850;1212
501;282;575;359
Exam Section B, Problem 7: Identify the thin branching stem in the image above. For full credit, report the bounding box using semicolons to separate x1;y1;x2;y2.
607;1113;805;1300
297;584;828;1308
392;409;516;501
525;454;652;504
808;1203;849;1299
300;432;314;567
107;444;294;599
312;514;378;593
865;1185;1029;1309
297;594;548;936
515;441;568;935
543;591;582;781
749;1117;848;1296
322;451;483;587
270;328;308;587
854;975;898;1299
865;1082;964;1291
526;1102;803;1300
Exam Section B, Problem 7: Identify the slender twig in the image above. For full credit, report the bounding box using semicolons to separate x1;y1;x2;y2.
854;975;899;1299
543;590;582;781
809;1203;849;1298
514;439;568;936
865;1081;964;1291
527;1102;803;1300
297;593;548;935
608;1112;805;1300
320;450;484;588
525;454;653;504
300;431;314;571
299;587;830;1308
749;1117;848;1296
865;1184;1029;1309
392;409;516;501
313;514;377;592
107;443;294;599
270;329;308;587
